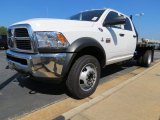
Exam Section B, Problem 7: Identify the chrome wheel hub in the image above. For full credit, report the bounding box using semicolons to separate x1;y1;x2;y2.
79;63;97;91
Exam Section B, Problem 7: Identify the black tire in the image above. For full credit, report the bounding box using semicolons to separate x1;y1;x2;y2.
137;50;152;67
66;55;100;99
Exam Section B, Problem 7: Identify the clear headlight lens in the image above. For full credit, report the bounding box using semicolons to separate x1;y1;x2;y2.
35;32;70;49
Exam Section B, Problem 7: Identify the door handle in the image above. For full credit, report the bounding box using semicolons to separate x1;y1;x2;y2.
119;33;125;37
133;35;137;38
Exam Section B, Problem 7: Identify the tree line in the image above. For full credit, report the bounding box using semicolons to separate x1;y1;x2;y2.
0;26;7;35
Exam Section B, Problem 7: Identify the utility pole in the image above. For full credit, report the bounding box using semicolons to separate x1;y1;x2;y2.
135;13;144;40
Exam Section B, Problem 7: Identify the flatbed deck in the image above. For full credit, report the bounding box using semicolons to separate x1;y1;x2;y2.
137;40;156;48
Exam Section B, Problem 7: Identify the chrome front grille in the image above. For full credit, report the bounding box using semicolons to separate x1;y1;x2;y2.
16;39;32;50
14;28;29;37
14;28;32;50
8;37;14;48
8;24;35;53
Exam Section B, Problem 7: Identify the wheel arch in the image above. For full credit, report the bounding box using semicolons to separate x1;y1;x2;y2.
62;37;106;78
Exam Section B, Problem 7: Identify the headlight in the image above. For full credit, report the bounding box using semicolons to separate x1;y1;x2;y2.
35;32;70;49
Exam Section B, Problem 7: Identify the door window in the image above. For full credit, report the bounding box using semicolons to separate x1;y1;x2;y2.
124;18;132;31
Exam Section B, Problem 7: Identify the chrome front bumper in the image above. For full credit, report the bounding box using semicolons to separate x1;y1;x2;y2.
6;50;66;79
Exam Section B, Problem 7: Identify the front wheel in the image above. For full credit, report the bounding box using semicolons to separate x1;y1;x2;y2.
66;55;100;99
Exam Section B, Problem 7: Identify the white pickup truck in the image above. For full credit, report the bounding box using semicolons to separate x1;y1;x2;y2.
6;8;155;99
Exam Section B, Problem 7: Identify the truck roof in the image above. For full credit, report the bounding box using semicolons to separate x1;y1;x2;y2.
81;8;128;17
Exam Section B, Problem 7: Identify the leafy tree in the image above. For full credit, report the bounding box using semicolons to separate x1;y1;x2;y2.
0;26;7;35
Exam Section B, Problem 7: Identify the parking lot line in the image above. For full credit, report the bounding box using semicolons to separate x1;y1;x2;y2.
0;73;19;90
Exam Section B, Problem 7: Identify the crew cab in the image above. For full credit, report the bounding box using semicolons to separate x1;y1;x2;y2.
6;8;154;99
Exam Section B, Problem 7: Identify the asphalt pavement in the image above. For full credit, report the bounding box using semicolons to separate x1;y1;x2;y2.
0;50;159;120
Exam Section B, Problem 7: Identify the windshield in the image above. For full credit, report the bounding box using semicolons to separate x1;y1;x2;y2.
69;10;105;22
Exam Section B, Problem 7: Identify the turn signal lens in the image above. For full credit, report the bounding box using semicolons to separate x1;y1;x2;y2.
57;33;66;44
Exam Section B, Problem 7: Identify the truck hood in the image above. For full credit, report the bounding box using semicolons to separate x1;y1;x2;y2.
12;18;95;31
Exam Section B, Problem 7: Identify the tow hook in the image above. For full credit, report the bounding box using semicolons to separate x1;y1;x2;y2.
5;65;9;69
22;74;31;79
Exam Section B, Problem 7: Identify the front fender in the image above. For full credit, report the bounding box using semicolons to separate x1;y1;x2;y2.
62;37;106;77
66;37;105;53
